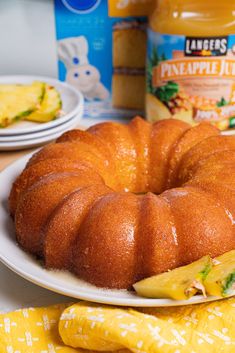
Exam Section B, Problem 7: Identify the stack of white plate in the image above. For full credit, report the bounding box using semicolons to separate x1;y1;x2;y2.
0;76;84;151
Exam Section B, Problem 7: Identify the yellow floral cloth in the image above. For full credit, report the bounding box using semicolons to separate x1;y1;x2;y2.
0;298;235;353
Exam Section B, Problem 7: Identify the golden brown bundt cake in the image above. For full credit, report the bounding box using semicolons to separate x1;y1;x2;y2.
166;122;219;188
44;184;112;269
9;159;98;216
88;119;139;192
177;135;235;185
10;116;235;289
72;192;140;288
26;141;117;190
15;171;104;255
148;119;189;193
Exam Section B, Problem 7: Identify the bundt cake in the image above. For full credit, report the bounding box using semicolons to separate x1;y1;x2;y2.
9;117;235;289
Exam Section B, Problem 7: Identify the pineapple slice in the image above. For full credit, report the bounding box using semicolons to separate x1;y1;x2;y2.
26;85;62;123
146;93;172;123
173;110;196;126
204;250;235;297
0;84;23;93
0;81;45;128
133;256;212;300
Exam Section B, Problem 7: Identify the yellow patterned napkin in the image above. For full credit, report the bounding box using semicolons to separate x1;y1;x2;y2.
1;298;235;353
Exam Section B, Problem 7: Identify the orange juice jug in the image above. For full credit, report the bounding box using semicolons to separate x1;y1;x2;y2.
146;0;235;130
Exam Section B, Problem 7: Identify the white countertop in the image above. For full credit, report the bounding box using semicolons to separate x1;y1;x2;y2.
0;262;72;313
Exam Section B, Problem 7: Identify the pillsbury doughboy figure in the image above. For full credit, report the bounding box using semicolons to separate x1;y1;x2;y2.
58;36;109;101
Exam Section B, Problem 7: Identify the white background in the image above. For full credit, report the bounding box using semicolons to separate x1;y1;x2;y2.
0;0;57;77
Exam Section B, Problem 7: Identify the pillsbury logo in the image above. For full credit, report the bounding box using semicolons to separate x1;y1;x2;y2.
61;0;101;14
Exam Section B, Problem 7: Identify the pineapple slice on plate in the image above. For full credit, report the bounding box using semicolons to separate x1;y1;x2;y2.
26;84;62;123
204;250;235;297
0;84;23;93
0;81;45;128
133;256;212;300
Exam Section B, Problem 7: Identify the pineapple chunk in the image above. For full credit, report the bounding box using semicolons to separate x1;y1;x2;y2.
133;256;212;300
204;250;235;297
26;85;62;123
0;81;45;128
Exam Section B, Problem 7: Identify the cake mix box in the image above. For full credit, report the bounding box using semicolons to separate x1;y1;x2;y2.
54;0;154;119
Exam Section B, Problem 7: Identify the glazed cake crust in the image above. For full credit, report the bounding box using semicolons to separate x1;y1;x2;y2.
10;117;235;289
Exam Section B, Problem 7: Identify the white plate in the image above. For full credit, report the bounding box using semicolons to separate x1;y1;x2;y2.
0;154;230;307
0;107;83;143
0;75;83;136
0;115;81;151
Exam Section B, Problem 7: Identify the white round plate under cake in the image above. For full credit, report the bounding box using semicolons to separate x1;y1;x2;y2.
0;75;83;150
0;153;231;307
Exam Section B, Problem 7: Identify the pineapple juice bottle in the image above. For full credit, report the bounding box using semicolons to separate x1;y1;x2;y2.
146;0;235;130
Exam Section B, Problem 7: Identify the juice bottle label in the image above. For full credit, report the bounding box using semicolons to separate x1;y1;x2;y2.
147;30;235;130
